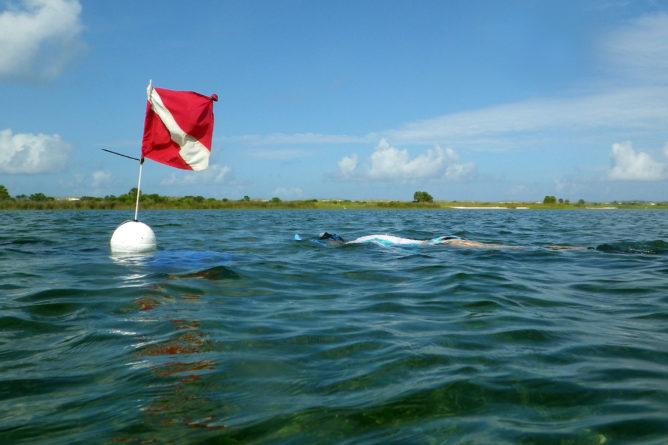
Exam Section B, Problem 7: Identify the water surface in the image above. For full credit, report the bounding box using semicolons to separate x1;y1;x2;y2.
0;210;667;444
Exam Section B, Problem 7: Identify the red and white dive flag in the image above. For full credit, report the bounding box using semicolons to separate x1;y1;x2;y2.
141;82;218;171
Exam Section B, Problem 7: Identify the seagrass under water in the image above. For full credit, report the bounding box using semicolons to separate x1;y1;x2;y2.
0;209;667;444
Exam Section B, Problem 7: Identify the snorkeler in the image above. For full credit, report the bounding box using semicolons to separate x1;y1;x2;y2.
314;232;504;248
311;232;582;250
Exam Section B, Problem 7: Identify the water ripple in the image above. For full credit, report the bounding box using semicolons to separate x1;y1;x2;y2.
0;210;667;444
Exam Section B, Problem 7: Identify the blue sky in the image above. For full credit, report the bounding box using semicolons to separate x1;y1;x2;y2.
1;0;668;201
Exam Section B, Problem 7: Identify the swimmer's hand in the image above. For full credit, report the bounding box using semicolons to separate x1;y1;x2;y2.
293;233;302;241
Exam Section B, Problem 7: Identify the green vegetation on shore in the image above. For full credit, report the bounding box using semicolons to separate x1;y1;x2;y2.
0;185;666;210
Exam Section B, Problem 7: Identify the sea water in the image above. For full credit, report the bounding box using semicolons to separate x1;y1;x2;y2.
0;210;667;444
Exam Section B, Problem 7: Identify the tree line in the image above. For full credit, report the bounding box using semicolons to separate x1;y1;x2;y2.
0;186;441;210
0;186;323;210
543;195;586;206
0;185;664;210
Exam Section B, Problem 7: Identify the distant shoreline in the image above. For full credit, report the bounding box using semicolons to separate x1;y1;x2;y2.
1;198;666;211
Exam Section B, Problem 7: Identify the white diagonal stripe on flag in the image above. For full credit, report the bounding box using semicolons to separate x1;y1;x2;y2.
147;85;210;171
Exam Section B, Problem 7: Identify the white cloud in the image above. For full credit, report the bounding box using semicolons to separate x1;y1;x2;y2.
271;187;303;199
663;142;668;158
337;154;358;177
91;170;112;187
337;139;474;182
608;141;666;181
437;147;475;179
369;139;446;180
603;13;668;83
0;128;71;173
385;87;668;146
445;162;475;180
225;87;668;153
0;0;83;81
161;164;232;185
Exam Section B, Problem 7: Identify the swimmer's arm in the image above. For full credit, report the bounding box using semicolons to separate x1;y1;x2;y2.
441;239;519;249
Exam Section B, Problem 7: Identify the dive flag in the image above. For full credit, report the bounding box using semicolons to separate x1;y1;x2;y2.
141;82;218;171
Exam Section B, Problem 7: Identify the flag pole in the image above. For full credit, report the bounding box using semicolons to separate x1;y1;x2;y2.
133;157;144;221
132;79;152;222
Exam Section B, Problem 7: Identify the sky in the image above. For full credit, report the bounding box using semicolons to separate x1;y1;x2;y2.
1;0;668;202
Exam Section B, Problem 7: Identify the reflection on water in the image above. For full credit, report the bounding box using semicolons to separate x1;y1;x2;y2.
113;272;227;443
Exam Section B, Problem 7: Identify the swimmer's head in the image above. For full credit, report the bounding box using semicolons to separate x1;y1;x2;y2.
319;232;345;243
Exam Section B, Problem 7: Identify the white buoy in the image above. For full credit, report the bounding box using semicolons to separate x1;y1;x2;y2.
110;220;156;253
109;150;157;253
